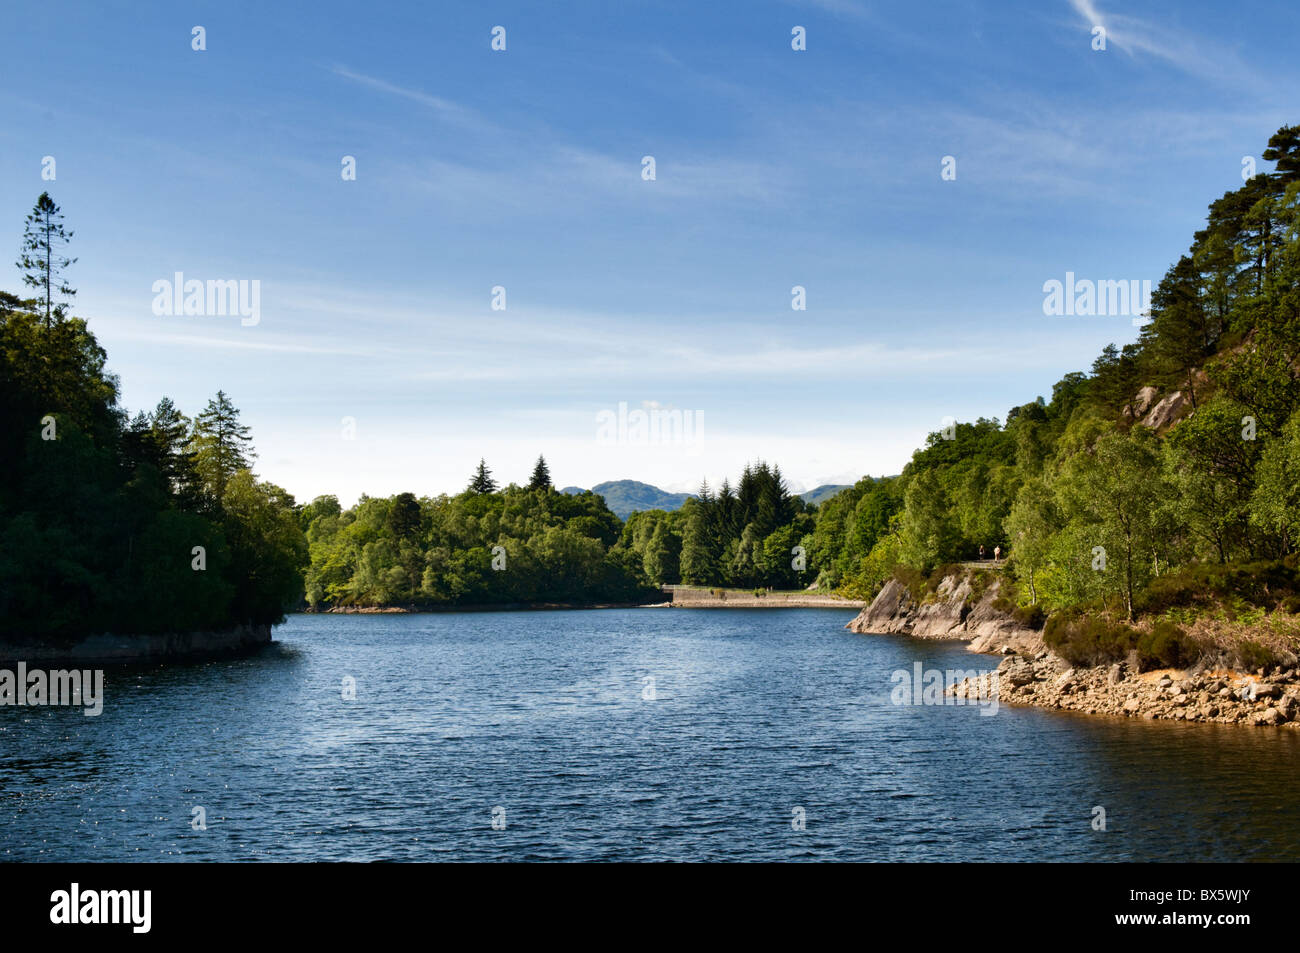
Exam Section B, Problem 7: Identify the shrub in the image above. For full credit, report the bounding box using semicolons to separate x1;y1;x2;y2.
1136;620;1200;669
1044;610;1142;667
1012;603;1046;629
1138;560;1300;615
1234;639;1279;671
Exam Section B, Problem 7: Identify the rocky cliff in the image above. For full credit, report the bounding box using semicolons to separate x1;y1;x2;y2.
846;572;1044;655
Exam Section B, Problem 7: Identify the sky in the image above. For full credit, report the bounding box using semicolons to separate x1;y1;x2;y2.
2;0;1297;505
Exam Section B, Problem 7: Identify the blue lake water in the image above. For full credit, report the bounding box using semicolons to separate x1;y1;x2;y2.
2;608;1298;861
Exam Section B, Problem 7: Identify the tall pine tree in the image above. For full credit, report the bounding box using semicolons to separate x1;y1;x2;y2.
468;458;497;494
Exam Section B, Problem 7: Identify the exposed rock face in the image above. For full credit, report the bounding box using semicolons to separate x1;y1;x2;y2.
1130;385;1160;418
950;655;1300;729
845;577;915;634
0;623;273;665
1140;390;1189;430
846;573;1044;656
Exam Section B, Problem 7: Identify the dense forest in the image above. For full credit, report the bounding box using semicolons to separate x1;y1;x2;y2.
5;125;1300;647
0;194;307;641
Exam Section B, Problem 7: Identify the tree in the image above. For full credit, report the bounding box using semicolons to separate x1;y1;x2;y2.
1004;478;1058;604
16;193;76;326
189;390;255;502
1262;124;1300;184
528;455;552;491
220;471;309;624
468;458;497;494
898;469;957;570
679;501;718;585
1250;407;1300;553
387;492;423;541
1055;429;1172;620
642;521;677;585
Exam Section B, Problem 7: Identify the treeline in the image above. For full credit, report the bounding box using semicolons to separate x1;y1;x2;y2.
302;457;655;607
0;193;307;640
620;462;815;590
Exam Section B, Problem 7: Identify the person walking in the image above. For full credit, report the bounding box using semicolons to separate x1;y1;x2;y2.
979;545;985;561
993;545;1001;563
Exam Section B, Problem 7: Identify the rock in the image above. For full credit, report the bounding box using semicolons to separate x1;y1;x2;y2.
1256;708;1286;726
1107;663;1123;685
1004;660;1038;687
1131;385;1160;417
1123;697;1142;713
1140;390;1189;430
1157;676;1173;688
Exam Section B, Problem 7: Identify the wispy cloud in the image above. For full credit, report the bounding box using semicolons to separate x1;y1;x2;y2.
330;65;468;119
1065;0;1259;87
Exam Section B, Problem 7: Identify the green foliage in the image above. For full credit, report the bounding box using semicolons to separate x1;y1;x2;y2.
0;309;306;638
1136;620;1201;669
302;484;653;608
1043;610;1142;667
1136;558;1300;615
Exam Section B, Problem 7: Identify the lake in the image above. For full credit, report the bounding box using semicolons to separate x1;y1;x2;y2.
2;608;1298;861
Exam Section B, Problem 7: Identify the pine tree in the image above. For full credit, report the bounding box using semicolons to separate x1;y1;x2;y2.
16;192;76;326
528;455;552;491
468;458;497;494
1262;125;1300;184
680;502;718;585
189;390;255;501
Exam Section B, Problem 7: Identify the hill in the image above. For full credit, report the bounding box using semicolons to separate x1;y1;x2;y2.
800;484;850;506
562;480;693;519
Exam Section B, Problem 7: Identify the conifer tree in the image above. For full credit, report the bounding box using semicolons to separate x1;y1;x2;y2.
468;458;497;494
528;455;552;491
16;192;76;326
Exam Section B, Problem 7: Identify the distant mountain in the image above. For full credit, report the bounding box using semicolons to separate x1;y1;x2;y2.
561;480;693;519
800;484;851;506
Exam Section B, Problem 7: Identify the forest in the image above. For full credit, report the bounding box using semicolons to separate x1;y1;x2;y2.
0;194;306;640
4;125;1300;643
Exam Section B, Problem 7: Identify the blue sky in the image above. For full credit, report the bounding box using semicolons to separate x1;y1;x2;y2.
2;0;1297;504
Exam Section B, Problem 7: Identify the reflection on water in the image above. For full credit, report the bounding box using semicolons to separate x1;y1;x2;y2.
1;609;1297;861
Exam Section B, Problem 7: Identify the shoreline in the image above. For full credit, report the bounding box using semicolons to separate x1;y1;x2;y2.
0;623;273;667
305;588;866;614
960;652;1300;729
846;569;1300;730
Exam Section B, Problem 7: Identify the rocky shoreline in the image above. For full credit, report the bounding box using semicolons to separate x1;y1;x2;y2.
847;570;1300;730
846;573;1044;655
